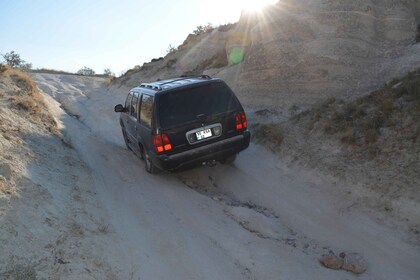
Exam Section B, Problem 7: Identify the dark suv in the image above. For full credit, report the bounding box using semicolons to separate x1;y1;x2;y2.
114;75;250;173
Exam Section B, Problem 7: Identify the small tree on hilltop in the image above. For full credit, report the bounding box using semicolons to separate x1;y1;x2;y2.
77;66;95;75
1;51;32;70
103;68;113;76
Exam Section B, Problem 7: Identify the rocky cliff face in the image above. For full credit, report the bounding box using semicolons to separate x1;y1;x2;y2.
113;0;420;111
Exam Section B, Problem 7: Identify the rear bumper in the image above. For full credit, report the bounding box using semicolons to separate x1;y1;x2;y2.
151;131;250;171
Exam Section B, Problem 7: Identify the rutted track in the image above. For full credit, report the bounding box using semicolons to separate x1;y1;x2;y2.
34;73;420;280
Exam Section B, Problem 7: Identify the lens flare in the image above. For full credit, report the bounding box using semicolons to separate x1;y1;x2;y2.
229;48;244;64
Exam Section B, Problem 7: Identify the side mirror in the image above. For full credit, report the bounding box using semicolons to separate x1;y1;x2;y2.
114;104;125;112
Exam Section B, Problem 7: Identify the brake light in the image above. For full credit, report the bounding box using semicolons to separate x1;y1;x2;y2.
153;134;172;153
162;134;172;151
235;112;247;131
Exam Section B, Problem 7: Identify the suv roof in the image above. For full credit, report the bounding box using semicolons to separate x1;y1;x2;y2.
134;75;216;93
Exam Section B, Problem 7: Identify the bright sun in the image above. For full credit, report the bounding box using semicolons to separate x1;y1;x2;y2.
241;0;278;12
199;0;279;26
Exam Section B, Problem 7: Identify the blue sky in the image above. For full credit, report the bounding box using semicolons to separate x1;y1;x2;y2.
0;0;252;75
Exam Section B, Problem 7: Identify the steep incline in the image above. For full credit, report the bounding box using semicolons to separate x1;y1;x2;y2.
113;0;420;110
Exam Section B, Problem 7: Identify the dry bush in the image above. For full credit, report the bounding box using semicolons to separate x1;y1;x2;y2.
2;68;58;133
0;177;13;195
9;95;39;111
252;123;284;148
7;69;37;92
0;64;9;74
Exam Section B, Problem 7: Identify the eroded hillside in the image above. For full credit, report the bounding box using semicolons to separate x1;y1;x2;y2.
112;0;420;111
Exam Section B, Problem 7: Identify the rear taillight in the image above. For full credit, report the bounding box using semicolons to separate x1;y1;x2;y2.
153;133;172;153
235;112;247;132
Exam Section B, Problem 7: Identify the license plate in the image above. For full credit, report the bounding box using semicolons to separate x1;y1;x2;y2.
196;128;212;140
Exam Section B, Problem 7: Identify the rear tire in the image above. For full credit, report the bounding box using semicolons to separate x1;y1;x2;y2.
220;154;236;164
143;148;158;174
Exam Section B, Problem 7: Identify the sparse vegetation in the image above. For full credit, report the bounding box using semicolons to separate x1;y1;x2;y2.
253;69;420;163
192;23;214;35
166;44;178;55
1;68;58;133
103;68;113;76
1;51;32;70
98;223;110;234
77;66;95;75
0;63;8;73
252;123;284;151
295;69;420;154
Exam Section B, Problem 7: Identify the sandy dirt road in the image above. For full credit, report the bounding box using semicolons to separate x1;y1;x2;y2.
32;73;420;279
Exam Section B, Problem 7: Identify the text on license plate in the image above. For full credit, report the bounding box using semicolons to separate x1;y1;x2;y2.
196;128;212;140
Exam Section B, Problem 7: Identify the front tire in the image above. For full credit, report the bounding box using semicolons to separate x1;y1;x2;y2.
122;127;132;151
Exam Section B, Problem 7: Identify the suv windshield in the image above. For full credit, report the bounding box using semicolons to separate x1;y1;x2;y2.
158;82;239;128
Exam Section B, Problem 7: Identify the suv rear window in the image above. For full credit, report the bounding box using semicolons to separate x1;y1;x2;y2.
158;82;239;128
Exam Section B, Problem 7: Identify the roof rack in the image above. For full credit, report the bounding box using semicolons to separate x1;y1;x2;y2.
138;75;212;90
179;74;212;79
139;83;162;90
159;75;212;86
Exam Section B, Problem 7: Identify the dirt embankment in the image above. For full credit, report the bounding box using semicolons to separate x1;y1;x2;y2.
0;69;116;279
0;66;57;196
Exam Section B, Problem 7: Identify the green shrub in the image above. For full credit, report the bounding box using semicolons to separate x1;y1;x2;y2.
1;51;32;70
77;66;95;75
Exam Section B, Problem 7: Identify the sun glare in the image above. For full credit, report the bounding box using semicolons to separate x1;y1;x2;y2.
199;0;279;26
241;0;278;12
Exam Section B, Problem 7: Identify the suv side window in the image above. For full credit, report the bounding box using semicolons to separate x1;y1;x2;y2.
140;94;153;128
131;92;139;118
125;92;133;113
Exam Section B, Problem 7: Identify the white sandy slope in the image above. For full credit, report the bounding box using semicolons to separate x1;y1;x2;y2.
30;73;420;279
